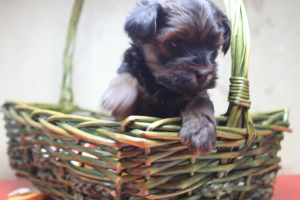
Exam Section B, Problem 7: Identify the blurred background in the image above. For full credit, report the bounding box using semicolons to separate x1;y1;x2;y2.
0;0;299;179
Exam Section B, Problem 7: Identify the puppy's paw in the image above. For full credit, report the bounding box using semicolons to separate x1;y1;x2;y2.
179;115;216;154
101;74;139;120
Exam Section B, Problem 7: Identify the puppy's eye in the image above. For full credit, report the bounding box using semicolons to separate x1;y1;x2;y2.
169;39;182;48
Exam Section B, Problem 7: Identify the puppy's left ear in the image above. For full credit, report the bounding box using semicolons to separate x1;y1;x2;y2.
124;0;162;44
221;15;231;54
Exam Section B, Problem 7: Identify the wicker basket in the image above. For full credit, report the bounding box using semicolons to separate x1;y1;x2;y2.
2;0;291;200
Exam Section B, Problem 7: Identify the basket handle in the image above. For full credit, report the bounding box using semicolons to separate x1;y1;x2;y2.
224;0;256;145
59;0;84;108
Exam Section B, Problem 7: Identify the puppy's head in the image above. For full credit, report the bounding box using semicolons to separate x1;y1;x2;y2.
125;0;231;96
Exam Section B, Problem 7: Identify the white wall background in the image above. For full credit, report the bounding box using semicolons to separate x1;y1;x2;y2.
0;0;299;179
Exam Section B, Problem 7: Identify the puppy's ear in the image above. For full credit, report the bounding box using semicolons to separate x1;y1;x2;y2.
124;0;162;44
221;16;231;54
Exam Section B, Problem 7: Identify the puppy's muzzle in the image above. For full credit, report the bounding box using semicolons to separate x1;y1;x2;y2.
155;70;202;95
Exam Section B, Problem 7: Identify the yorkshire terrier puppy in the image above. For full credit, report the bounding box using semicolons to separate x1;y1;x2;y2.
102;0;231;154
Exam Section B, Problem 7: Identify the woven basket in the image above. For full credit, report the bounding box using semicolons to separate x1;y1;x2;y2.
2;0;291;200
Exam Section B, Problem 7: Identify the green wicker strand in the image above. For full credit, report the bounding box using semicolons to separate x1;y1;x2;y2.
59;0;84;108
217;0;255;180
224;0;256;145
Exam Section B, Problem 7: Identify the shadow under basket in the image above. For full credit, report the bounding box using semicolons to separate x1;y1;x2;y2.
2;0;292;200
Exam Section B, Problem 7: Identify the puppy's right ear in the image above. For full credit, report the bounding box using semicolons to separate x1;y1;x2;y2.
124;0;162;44
221;15;231;55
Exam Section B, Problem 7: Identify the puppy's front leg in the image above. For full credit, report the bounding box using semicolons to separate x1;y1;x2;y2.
180;92;216;154
102;73;139;120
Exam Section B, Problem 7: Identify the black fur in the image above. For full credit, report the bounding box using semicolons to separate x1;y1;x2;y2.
118;45;188;118
124;1;163;44
221;16;231;54
118;45;179;101
102;0;231;154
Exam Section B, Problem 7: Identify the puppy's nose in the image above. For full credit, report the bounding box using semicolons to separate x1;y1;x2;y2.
195;70;208;84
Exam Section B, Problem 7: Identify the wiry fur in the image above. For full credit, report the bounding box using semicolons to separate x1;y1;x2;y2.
102;0;231;154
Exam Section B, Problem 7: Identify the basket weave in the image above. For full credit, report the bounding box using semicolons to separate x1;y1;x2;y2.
2;0;291;200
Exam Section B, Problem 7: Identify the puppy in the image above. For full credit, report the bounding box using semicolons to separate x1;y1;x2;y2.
102;0;231;154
